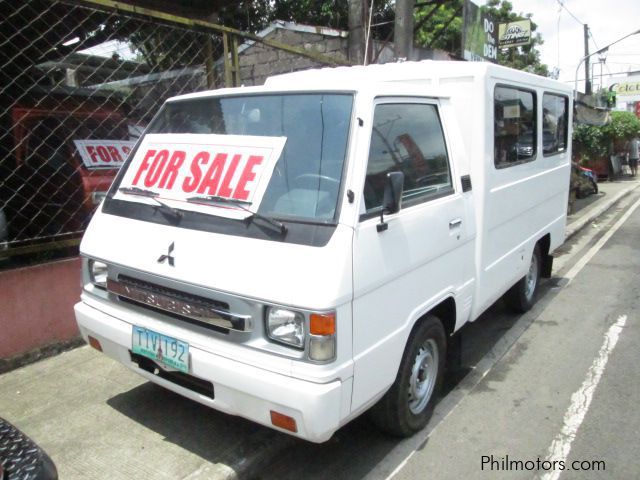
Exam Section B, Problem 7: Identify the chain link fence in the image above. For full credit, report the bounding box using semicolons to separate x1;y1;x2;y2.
0;0;351;269
0;0;238;267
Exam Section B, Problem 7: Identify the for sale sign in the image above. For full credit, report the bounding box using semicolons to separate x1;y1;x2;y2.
113;133;286;219
74;139;136;168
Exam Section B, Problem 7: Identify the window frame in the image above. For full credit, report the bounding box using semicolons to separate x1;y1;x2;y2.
542;92;569;157
360;98;454;222
493;84;538;170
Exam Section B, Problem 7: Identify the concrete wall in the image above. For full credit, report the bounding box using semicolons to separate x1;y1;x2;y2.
0;258;81;362
238;28;349;86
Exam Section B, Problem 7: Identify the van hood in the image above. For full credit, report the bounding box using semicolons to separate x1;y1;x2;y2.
80;211;353;309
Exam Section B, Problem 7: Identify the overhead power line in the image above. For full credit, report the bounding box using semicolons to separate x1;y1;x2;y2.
555;0;583;26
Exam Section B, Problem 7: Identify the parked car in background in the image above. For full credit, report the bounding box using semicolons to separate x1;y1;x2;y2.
5;86;136;244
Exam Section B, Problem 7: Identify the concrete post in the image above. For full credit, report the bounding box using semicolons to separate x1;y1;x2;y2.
349;0;365;65
394;0;415;60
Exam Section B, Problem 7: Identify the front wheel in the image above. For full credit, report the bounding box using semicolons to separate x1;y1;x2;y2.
370;315;446;437
505;244;541;313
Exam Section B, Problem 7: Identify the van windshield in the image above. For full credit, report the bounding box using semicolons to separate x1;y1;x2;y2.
135;93;353;223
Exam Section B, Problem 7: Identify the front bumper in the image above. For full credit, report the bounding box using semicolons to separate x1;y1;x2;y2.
74;300;348;442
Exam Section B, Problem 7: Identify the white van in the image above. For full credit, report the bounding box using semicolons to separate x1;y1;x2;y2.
75;61;572;442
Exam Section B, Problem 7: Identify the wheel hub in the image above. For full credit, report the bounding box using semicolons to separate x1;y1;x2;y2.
408;339;438;415
524;251;539;301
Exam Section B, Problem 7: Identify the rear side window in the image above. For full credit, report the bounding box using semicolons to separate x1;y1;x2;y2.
494;86;536;168
363;102;453;215
543;93;569;156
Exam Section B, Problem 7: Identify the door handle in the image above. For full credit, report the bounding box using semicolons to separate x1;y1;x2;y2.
449;219;462;229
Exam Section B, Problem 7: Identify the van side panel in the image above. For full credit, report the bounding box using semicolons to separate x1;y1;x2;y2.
350;195;474;413
473;79;571;317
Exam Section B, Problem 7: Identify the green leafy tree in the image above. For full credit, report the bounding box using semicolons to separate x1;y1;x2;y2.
414;0;464;53
267;0;395;39
573;111;640;161
603;111;640;151
414;0;549;75
573;124;608;161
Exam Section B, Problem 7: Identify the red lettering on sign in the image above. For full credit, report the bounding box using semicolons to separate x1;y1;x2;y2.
86;146;99;164
107;145;123;163
197;153;227;195
158;150;186;189
97;146;110;163
182;151;208;193
218;154;241;198
132;149;156;186
144;149;169;188
233;155;263;200
122;146;131;155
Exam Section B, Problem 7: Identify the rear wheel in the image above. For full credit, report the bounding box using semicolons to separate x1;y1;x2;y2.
505;244;541;313
370;315;446;437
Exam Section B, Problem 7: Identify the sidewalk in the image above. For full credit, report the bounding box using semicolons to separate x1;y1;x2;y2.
566;176;640;238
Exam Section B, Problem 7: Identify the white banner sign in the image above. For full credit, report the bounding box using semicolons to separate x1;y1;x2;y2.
74;139;136;168
113;133;286;219
608;75;640;103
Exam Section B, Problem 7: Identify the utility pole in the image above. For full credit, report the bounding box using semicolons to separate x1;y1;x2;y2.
394;0;415;61
348;0;365;65
584;24;592;94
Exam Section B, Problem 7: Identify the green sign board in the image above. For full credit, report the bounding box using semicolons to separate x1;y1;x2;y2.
462;0;497;63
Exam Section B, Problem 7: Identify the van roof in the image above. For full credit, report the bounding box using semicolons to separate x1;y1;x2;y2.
266;60;571;91
168;60;572;103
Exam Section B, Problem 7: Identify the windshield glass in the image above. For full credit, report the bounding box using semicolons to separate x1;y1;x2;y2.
130;93;353;223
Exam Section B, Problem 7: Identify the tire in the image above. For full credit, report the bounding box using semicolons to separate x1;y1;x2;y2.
591;179;598;195
505;244;541;313
370;315;446;437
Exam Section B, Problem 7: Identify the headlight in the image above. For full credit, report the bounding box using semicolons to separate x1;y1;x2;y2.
266;308;305;348
88;259;108;289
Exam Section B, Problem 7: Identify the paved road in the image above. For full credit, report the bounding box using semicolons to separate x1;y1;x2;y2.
1;183;639;480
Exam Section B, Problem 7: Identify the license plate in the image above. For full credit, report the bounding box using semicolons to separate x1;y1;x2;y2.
132;326;189;373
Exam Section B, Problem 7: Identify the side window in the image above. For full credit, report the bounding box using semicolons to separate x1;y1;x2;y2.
543;93;569;156
363;103;453;214
494;86;536;168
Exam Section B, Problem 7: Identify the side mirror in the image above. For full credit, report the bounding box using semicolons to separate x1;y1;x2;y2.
383;171;404;214
377;171;404;232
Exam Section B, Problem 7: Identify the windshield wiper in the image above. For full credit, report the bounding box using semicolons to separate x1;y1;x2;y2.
118;187;183;222
187;195;288;235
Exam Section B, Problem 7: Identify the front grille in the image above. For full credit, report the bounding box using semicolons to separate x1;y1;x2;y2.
108;275;252;332
130;352;215;400
118;275;228;310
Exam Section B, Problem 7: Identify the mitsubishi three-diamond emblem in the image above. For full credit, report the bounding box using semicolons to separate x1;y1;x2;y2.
157;242;175;266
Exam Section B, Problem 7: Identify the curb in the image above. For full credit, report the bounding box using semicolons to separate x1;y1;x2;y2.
565;182;640;240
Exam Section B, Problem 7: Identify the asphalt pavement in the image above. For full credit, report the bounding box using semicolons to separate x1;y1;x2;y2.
384;186;640;480
0;177;638;480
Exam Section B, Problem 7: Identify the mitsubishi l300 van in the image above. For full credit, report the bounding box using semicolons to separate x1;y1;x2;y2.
75;61;572;442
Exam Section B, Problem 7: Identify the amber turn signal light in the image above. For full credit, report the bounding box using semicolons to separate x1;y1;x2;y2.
88;335;103;352
270;410;297;433
310;313;336;336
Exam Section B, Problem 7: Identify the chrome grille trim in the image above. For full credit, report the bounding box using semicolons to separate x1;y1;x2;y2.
108;276;252;332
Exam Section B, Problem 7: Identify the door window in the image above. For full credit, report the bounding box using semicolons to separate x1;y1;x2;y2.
494;86;536;167
363;102;453;216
